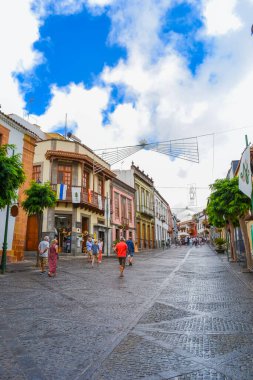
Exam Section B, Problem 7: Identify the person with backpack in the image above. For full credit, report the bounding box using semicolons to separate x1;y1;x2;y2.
126;236;135;266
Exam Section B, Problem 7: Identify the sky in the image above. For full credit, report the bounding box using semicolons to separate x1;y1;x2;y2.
1;0;253;217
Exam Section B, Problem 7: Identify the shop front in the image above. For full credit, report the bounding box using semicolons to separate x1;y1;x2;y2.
55;214;72;253
93;223;111;256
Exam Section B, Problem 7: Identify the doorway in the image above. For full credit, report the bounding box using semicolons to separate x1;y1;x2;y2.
82;217;89;253
55;214;72;253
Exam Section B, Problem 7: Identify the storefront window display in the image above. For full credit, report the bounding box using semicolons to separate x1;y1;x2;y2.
55;214;72;253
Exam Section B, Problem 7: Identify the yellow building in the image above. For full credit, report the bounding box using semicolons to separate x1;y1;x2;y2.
27;136;116;255
114;163;155;250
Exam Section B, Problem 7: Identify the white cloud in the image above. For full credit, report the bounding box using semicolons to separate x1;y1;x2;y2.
0;0;41;114
3;0;253;213
203;0;242;36
33;0;113;17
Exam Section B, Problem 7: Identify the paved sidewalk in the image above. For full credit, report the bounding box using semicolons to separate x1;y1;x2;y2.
1;245;253;380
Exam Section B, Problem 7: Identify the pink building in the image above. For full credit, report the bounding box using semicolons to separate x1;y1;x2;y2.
111;177;135;243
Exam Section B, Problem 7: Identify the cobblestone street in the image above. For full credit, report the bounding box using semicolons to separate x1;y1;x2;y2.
1;245;253;380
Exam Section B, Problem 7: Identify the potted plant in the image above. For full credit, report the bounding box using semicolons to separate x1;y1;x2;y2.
214;237;226;253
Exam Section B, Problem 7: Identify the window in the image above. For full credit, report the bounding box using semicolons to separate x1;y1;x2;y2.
32;165;41;182
136;186;140;211
0;134;2;146
121;196;127;218
98;177;104;195
141;189;145;208
114;192;120;219
58;164;72;186
128;199;132;222
82;171;89;191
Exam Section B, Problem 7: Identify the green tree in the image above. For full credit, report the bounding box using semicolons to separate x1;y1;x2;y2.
207;177;252;268
0;144;26;208
0;144;26;274
22;181;57;266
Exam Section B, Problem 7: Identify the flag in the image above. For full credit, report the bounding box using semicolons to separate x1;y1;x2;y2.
239;145;252;199
56;184;67;200
88;189;92;203
98;195;103;210
105;196;110;219
72;187;81;203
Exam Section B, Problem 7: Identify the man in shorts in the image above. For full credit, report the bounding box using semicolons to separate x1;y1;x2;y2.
86;237;93;263
38;236;49;274
115;237;128;277
126;236;135;266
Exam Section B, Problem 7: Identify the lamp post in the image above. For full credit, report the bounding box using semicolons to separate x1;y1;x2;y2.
0;203;10;274
0;149;15;274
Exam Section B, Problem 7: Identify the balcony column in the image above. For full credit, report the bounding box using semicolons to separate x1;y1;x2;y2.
71;207;78;256
46;208;55;241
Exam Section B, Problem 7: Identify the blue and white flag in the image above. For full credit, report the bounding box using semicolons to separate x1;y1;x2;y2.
57;184;67;200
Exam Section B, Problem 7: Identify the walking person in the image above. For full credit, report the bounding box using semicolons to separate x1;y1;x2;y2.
48;239;58;277
126;236;135;266
98;239;103;263
38;236;49;275
91;240;99;267
86;237;93;263
115;237;128;277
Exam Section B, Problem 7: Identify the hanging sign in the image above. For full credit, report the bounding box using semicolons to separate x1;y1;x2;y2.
72;187;81;203
10;205;19;217
239;146;252;199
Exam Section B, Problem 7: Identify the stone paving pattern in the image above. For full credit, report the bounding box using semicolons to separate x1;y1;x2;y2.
1;245;253;379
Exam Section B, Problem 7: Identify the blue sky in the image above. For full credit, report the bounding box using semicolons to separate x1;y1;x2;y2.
16;7;126;115
3;0;252;208
16;1;208;117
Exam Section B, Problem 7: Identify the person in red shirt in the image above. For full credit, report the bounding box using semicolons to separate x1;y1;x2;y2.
115;237;128;277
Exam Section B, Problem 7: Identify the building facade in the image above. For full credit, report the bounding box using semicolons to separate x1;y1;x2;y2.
0;112;41;262
114;163;155;250
154;189;169;248
27;137;116;256
111;177;135;244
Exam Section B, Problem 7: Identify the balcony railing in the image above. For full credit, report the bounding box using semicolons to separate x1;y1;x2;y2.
140;205;154;217
51;184;105;211
137;205;152;216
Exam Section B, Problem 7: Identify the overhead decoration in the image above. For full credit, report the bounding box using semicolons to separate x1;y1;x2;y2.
95;137;199;165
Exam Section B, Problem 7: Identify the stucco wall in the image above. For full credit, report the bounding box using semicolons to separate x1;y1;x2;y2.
0;124;24;254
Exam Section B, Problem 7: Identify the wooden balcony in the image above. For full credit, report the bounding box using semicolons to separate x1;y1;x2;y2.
51;184;105;214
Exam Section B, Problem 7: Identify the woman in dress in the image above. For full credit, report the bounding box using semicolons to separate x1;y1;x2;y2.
48;239;58;277
98;239;103;263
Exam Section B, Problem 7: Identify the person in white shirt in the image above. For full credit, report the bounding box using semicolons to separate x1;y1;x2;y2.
38;236;49;274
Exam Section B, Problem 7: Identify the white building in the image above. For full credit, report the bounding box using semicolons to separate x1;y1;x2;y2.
154;189;169;248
